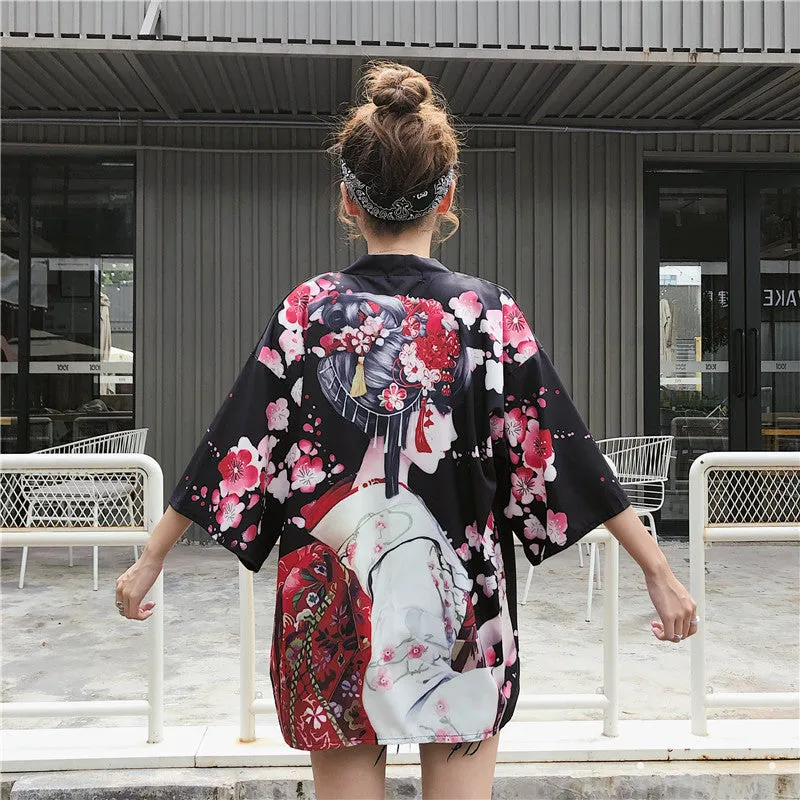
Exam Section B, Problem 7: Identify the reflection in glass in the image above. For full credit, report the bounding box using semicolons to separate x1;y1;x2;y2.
658;188;730;522
760;187;799;452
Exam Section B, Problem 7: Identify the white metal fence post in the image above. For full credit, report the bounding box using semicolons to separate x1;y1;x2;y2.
239;562;257;743
602;533;620;737
689;454;709;736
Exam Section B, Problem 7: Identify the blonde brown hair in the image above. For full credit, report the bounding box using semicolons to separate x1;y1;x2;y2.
333;61;461;242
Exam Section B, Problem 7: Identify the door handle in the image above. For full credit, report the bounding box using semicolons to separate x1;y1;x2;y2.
732;328;745;398
747;327;760;398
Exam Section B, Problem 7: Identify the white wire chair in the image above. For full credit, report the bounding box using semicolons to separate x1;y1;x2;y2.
520;436;674;622
19;428;149;591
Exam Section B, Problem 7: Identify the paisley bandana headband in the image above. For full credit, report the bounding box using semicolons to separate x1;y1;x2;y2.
340;158;454;222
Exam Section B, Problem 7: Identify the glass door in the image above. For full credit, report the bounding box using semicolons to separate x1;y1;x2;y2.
748;175;800;453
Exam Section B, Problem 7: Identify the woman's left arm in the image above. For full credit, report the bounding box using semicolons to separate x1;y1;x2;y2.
603;506;698;643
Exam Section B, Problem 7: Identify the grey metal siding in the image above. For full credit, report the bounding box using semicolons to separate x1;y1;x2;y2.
4;1;799;52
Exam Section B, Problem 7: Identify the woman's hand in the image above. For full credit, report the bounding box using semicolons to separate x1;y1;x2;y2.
644;562;698;643
115;550;163;621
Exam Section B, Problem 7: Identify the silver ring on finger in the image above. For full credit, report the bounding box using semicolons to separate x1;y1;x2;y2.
690;616;700;625
115;600;124;610
672;633;683;641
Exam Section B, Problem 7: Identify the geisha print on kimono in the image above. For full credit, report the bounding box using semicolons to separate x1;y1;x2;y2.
170;254;631;751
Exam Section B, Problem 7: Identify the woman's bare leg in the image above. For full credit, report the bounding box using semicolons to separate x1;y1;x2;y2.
310;743;387;800
420;735;500;800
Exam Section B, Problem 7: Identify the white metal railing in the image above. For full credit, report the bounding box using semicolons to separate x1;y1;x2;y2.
689;451;800;736
238;526;621;742
0;453;165;743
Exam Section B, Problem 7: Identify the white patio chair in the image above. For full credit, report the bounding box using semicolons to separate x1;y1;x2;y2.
19;428;149;591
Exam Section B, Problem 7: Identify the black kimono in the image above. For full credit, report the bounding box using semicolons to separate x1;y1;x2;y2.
170;253;630;750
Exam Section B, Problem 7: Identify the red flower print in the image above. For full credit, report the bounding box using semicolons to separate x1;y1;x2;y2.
408;644;426;659
290;455;325;493
218;445;260;496
379;382;407;411
510;466;539;505
242;524;258;542
402;315;422;338
521;419;553;470
283;283;312;329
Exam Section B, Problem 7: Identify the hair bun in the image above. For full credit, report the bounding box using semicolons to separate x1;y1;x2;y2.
367;64;432;113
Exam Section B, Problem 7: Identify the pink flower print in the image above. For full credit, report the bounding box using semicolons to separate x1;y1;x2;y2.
401;314;422;338
502;300;533;350
479;309;503;349
381;647;395;662
379;382;407;411
215;494;244;532
361;316;385;339
345;540;358;561
373;542;384;555
266;469;290;503
302;702;327;731
504;407;528;447
455;543;471;561
515;338;539;364
257;347;285;378
501;681;512;699
266;397;290;431
376;667;393;691
218;443;260;495
484;648;497;667
465;523;482;549
489;413;505;441
375;518;387;530
546;509;569;546
476;572;498;598
242;524;258;542
524;515;547;541
282;282;313;330
291;377;304;406
257;434;278;463
436;729;458;743
408;644;426;659
444;617;454;634
291;455;325;493
279;328;304;364
448;290;483;327
434;698;449;717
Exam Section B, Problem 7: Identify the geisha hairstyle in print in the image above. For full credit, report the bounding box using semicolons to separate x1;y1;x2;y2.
309;291;471;498
333;61;462;241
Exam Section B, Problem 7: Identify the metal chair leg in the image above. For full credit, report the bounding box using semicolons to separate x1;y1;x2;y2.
92;501;100;591
68;546;74;567
577;540;585;567
643;512;659;545
595;542;603;590
522;564;534;605
19;547;28;589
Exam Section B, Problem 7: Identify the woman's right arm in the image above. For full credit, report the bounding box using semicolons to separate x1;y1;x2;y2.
115;506;191;620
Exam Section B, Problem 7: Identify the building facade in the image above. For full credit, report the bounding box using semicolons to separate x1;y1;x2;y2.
2;0;799;532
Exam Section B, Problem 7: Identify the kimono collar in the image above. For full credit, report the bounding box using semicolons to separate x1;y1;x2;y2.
342;253;451;276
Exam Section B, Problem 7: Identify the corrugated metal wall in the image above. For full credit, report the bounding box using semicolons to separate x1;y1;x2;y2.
3;1;799;52
132;127;642;504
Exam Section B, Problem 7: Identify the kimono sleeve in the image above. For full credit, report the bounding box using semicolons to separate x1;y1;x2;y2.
169;308;303;572
496;324;630;567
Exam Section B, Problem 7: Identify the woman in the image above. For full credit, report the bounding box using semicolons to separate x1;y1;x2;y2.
116;62;698;800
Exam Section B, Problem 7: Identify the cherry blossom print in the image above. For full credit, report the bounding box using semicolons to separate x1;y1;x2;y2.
501;681;512;699
218;438;261;495
466;346;485;372
479;308;503;356
375;667;393;691
257;347;285;378
448;290;483;327
434;698;449;717
408;644;427;659
379;382;407;411
381;646;395;662
215;494;244;532
455;543;472;561
489;413;505;441
436;729;459;744
515;338;539;364
266;397;290;431
257;434;278;464
485;359;503;393
465;523;483;550
511;465;546;505
476;573;497;598
523;515;547;541
279;280;320;332
521;417;556;479
504;407;528;447
546;509;569;545
266;469;290;503
501;298;534;350
279;328;304;365
291;455;326;493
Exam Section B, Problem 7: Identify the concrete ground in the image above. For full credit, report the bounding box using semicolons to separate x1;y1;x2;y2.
2;538;798;730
